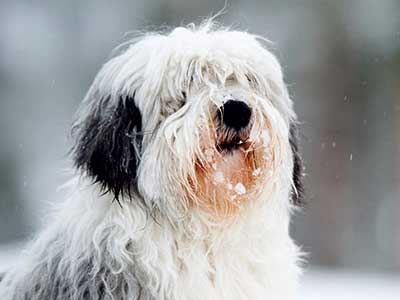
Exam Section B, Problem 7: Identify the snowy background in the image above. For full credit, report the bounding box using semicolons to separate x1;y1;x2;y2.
0;0;399;298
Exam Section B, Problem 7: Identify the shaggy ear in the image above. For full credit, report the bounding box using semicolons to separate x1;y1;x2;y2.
289;123;304;206
73;94;142;200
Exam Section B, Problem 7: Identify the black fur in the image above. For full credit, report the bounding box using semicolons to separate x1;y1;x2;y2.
73;95;142;200
289;123;304;206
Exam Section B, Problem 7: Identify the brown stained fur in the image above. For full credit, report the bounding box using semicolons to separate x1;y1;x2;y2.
186;122;275;218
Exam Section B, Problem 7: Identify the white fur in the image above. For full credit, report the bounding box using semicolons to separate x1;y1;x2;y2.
0;21;302;300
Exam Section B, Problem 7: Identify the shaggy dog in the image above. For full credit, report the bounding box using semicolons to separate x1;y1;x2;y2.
0;21;303;300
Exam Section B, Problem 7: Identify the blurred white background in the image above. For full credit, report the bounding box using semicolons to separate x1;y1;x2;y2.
0;0;399;298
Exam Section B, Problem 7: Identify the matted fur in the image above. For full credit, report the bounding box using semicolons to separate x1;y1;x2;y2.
0;20;303;300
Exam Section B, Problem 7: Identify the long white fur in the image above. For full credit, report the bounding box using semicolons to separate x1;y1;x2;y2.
0;21;302;300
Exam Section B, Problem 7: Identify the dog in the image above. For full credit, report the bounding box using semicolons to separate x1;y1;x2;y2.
0;21;304;300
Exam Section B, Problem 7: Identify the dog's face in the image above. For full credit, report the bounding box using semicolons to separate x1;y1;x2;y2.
73;24;303;220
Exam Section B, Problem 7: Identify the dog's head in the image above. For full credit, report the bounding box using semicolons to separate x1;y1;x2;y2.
72;23;303;220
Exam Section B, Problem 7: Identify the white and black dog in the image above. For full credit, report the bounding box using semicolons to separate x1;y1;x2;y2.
0;21;304;300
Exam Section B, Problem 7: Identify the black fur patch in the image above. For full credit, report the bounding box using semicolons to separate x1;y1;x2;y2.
73;95;142;200
289;123;304;206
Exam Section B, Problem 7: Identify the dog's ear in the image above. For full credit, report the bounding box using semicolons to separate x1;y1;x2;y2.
72;94;142;200
289;123;304;206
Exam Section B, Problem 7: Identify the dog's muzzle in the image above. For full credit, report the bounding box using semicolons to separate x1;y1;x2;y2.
216;99;253;152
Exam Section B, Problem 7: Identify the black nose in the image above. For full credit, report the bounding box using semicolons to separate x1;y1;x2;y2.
219;100;252;130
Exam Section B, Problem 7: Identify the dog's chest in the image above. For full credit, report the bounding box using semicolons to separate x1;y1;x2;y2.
139;222;297;300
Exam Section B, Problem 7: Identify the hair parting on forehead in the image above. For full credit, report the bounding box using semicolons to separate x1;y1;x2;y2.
72;93;142;201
